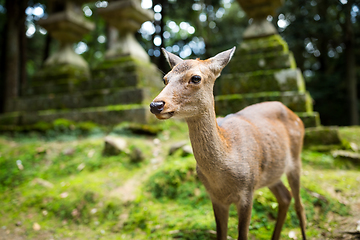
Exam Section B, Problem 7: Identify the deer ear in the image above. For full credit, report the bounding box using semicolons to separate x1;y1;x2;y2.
207;47;236;77
162;48;183;69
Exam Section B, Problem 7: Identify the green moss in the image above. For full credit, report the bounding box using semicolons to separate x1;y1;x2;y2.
230;52;294;73
338;126;360;147
217;69;303;95
289;52;297;69
146;154;202;200
92;56;139;71
0;112;21;125
295;112;320;128
238;34;289;55
33;121;53;131
33;64;90;83
215;91;310;115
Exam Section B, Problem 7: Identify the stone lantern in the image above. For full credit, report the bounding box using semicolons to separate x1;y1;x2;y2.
237;0;283;39
38;0;95;71
97;0;153;62
214;0;321;128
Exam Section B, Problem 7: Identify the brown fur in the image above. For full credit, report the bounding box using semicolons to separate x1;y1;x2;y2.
150;48;307;240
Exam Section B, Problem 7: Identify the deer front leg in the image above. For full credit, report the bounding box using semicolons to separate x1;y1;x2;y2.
212;201;230;240
236;194;254;240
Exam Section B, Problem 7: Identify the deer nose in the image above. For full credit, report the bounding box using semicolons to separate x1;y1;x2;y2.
150;101;165;114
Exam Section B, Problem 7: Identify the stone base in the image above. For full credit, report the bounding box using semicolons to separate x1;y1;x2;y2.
214;33;319;128
214;92;318;128
304;126;342;145
215;68;305;95
0;104;155;130
1;56;163;130
296;112;321;128
215;91;313;114
10;87;151;112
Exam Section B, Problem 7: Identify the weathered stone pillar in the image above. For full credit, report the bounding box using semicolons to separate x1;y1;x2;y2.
214;0;320;128
38;0;95;73
0;0;96;127
0;0;164;129
98;0;153;62
88;0;163;125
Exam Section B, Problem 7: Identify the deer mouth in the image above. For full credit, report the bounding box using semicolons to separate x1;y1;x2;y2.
155;111;175;120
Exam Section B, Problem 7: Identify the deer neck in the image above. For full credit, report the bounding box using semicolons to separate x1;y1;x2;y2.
186;107;230;171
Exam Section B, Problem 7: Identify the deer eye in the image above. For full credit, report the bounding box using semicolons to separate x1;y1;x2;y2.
162;78;167;85
190;75;201;84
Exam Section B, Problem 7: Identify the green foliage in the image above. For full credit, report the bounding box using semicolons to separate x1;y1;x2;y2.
0;141;44;190
0;118;105;141
146;154;203;200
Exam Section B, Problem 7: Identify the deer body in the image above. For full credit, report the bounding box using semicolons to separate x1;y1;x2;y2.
150;48;307;240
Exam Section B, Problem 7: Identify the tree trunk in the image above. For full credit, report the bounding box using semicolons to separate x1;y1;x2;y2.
4;0;20;112
344;0;358;125
19;0;27;96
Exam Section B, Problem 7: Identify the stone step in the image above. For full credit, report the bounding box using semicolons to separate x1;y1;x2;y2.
215;92;318;128
8;87;151;112
31;64;91;84
31;59;137;84
0;104;154;127
237;34;289;55
0;105;320;129
23;73;139;96
215;69;305;95
215;91;313;115
229;52;296;73
296;112;320;128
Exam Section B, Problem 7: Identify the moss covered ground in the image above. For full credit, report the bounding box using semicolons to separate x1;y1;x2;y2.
0;122;359;240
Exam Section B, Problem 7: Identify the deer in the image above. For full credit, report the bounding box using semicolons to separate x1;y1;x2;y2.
149;47;307;240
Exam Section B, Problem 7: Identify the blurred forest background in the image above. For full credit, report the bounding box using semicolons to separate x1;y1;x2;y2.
0;0;359;126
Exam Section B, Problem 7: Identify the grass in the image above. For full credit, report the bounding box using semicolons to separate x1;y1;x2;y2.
0;122;359;240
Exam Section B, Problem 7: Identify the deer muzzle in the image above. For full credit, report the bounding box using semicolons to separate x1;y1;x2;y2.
150;101;165;114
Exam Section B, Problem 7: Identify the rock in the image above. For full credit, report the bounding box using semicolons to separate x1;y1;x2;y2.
60;192;69;198
130;147;145;163
32;178;54;188
32;222;41;231
304;126;342;146
332;150;360;164
16;160;24;170
350;142;359;152
87;149;95;158
77;163;85;171
181;145;193;156
153;138;160;146
36;147;47;154
63;147;75;156
103;136;128;156
169;141;188;155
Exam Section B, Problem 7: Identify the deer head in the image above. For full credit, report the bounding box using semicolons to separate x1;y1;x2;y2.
150;47;236;120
